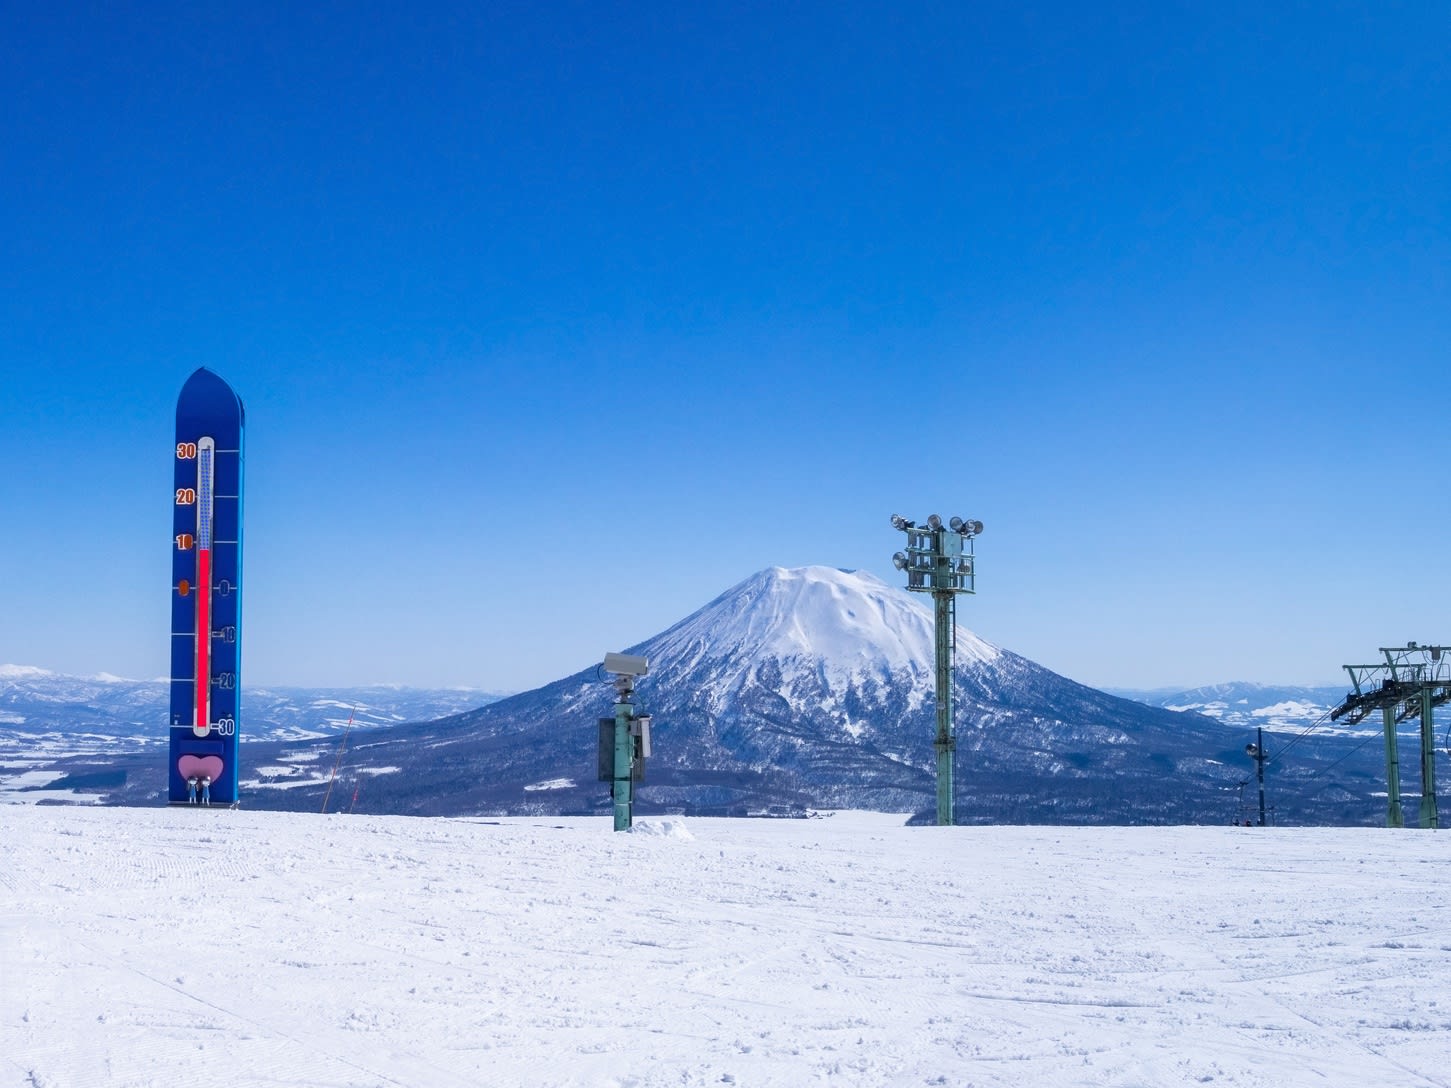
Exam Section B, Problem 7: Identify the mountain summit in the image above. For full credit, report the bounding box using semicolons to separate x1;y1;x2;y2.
649;566;998;698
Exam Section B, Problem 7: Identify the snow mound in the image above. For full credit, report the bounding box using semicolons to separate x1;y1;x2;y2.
627;818;694;840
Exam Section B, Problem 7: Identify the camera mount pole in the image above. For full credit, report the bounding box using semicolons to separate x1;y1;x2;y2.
612;672;636;832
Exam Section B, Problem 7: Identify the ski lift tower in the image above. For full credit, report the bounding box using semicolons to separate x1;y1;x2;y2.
1331;642;1451;829
891;513;983;826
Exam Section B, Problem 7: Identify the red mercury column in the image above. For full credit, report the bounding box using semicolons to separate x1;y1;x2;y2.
193;437;215;737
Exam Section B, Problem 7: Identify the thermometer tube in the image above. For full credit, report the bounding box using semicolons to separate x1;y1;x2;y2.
193;437;215;737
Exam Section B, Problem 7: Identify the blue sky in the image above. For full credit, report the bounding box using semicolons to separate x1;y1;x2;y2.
2;2;1447;691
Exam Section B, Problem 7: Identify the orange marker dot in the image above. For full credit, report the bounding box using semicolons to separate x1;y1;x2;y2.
178;580;190;597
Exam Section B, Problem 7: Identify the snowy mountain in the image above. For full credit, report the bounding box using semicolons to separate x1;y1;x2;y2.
212;567;1388;824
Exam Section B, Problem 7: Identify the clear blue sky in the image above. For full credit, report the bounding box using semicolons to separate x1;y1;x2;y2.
2;2;1447;691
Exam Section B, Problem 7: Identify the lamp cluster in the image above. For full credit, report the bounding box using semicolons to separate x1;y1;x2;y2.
890;513;983;536
890;513;982;593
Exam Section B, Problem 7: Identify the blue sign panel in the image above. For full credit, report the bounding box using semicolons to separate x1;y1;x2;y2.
169;369;245;805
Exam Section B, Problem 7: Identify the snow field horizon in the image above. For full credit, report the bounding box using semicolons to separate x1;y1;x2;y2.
4;808;1449;1087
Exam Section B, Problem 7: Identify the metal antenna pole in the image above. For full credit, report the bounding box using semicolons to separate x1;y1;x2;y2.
933;588;955;826
1255;726;1267;827
612;673;635;832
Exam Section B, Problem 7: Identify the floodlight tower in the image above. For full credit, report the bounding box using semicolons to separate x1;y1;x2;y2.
891;513;983;826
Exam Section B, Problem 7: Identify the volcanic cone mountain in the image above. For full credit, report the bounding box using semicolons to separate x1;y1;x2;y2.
232;566;1271;822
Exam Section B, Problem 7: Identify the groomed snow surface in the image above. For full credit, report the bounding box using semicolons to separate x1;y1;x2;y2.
4;810;1449;1088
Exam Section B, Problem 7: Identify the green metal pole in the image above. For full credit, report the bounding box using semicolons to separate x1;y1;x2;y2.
1419;686;1438;830
933;588;955;826
612;678;634;832
1382;705;1405;828
1255;726;1266;827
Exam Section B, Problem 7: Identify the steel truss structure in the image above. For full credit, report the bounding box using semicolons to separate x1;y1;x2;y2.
1331;643;1450;828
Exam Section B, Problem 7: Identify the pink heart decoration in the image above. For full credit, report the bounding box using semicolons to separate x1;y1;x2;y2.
178;755;224;783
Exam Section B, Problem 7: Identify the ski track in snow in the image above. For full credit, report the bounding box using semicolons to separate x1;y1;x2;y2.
3;810;1450;1088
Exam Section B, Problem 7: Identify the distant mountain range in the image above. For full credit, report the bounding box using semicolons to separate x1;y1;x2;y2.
0;664;505;742
1105;682;1351;734
0;667;503;805
2;569;1398;824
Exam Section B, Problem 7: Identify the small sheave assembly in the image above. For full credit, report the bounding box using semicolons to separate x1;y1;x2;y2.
169;369;245;806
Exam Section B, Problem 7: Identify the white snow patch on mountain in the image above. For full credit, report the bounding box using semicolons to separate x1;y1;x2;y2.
1253;700;1322;719
647;565;1000;692
524;777;576;791
0;664;55;680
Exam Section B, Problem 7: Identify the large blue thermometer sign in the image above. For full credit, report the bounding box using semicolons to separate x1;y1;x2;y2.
169;369;245;805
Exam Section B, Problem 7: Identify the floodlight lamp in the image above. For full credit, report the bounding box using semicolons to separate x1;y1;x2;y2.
892;551;908;571
1245;743;1260;757
965;520;984;536
949;516;964;532
927;514;943;530
890;513;906;530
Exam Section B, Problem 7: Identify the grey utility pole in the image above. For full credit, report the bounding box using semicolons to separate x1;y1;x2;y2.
1245;729;1268;826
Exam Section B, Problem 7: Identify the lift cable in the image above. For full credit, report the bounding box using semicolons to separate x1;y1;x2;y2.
1273;731;1383;804
1264;705;1338;766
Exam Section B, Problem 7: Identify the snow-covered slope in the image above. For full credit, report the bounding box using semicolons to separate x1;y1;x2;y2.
5;807;1447;1088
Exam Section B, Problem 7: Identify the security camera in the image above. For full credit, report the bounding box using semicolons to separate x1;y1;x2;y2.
603;652;649;677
